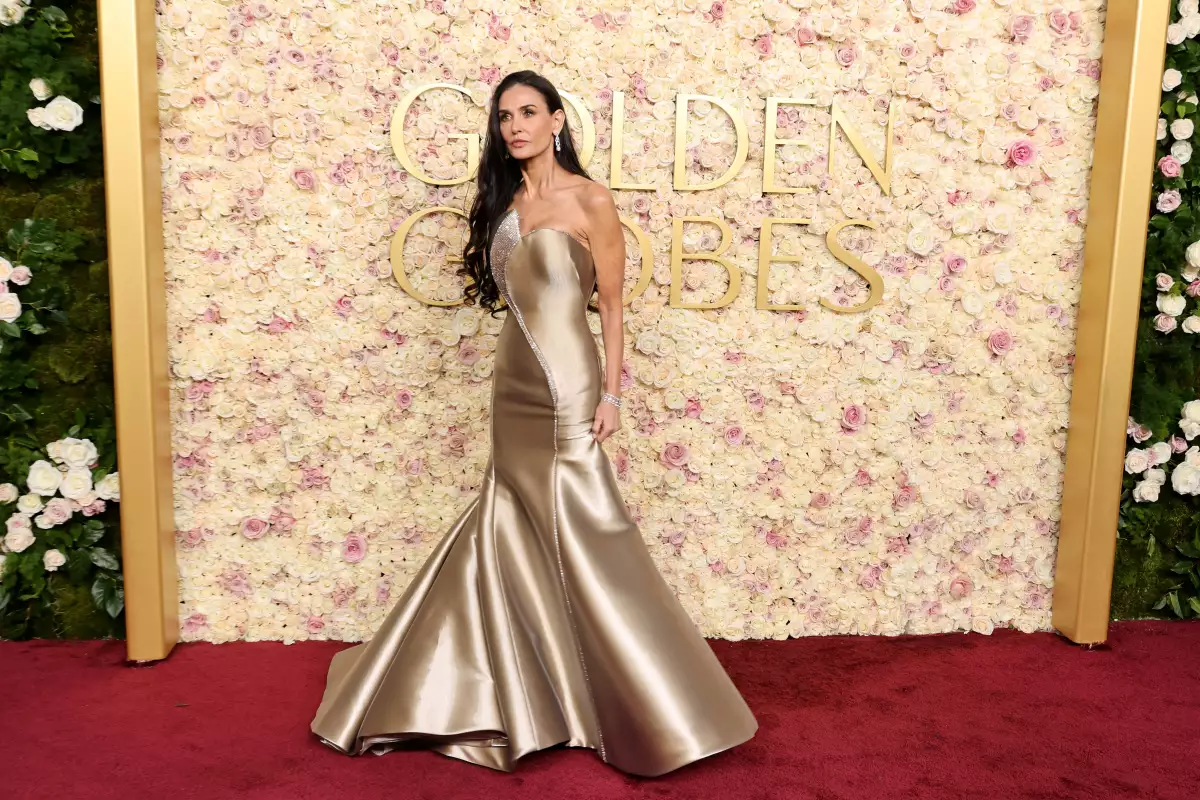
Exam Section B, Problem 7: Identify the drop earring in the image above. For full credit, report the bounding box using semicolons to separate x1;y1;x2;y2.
554;132;561;152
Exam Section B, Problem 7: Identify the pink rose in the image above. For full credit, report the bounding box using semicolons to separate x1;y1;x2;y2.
270;509;296;531
794;26;816;46
1154;313;1178;333
1157;190;1182;213
660;442;690;469
82;499;106;517
291;168;316;191
457;343;480;365
949;576;972;599
709;1;725;19
963;490;982;510
858;564;883;589
746;390;765;411
937;275;955;292
841;404;867;432
1171;435;1189;453
724;425;745;446
1156;273;1175;291
1010;15;1035;41
987;329;1013;356
395;389;414;409
9;266;31;285
1007;139;1037;167
1159;155;1183;178
754;34;772;56
943;253;967;274
241;517;270;539
342;533;367;563
892;485;918;511
306;615;325;634
251;125;273;149
835;44;858;67
1048;8;1071;35
810;492;831;509
952;0;975;14
1187;280;1200;298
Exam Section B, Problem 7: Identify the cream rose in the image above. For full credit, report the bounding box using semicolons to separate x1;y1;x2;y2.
54;437;99;469
0;293;21;323
26;460;63;497
58;468;95;501
0;483;17;504
29;77;51;101
43;549;66;572
95;473;120;502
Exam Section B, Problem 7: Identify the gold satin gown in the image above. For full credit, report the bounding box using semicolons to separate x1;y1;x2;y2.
310;207;758;776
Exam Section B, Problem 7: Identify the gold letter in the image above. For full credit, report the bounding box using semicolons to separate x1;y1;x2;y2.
669;217;741;309
828;98;896;196
673;95;748;191
820;219;884;314
609;91;655;190
756;218;812;311
560;91;596;170
390;84;479;186
390;206;468;306
763;98;818;194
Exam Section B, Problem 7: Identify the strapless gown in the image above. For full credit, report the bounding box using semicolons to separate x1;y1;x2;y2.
310;207;758;776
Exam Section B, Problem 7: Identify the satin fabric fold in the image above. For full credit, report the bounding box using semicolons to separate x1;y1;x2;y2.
310;209;757;776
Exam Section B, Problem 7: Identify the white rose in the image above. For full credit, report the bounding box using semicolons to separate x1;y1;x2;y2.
42;96;84;132
26;106;52;131
26;460;63;496
1173;141;1193;165
1164;69;1183;92
1186;13;1200;38
1172;462;1200;494
1183;419;1200;441
1132;479;1161;502
1145;468;1168;486
1171;119;1194;140
56;437;99;469
0;293;21;323
1124;449;1151;474
0;0;28;26
1159;118;1168;141
17;493;43;514
43;549;66;572
961;292;985;315
0;257;11;281
906;227;935;256
1184;316;1200;334
3;528;34;553
1150;441;1173;465
1188;242;1200;270
1168;24;1187;45
58;468;94;501
1182;400;1200;426
1157;294;1187;317
95;472;120;502
29;77;51;101
0;483;17;504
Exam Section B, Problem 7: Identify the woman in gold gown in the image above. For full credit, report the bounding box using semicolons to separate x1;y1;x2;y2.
311;70;757;777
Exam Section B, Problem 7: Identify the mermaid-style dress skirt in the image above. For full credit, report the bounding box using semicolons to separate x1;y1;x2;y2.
310;209;757;776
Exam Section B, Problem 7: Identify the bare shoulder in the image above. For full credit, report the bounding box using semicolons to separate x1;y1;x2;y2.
577;180;616;212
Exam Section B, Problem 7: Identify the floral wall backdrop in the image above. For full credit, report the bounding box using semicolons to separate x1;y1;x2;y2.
158;0;1104;642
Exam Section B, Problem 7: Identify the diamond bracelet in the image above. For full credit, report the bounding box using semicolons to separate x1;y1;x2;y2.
600;392;623;409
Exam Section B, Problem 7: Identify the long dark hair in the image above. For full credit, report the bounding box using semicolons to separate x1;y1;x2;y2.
459;70;592;315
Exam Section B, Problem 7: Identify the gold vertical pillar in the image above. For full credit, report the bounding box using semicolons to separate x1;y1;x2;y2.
98;0;177;661
1053;1;1171;644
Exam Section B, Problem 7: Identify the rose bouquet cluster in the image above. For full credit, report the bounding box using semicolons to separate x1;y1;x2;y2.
0;434;122;631
1115;0;1200;620
0;255;33;328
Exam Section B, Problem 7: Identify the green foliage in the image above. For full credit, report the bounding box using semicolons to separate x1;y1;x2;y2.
1115;3;1200;619
0;0;118;639
0;3;100;178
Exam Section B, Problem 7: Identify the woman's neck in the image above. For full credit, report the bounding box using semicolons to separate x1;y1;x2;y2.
518;154;560;201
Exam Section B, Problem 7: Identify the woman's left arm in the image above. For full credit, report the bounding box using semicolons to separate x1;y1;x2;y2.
585;184;626;443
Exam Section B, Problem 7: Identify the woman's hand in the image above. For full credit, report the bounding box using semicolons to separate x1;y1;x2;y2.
591;400;621;443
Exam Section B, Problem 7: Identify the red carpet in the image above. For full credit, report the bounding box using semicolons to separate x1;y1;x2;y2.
4;621;1198;800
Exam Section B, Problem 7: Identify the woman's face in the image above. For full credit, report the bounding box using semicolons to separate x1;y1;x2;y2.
496;84;562;160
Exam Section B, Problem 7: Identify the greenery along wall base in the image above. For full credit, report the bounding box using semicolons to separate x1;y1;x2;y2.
0;0;123;640
1114;0;1200;621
